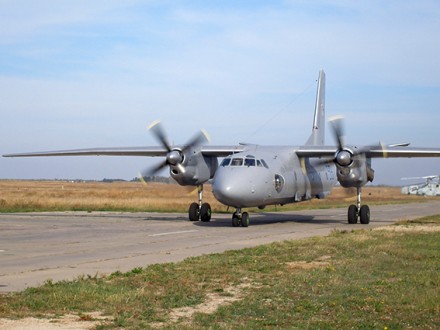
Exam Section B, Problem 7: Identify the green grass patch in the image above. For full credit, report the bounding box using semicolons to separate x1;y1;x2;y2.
1;215;439;329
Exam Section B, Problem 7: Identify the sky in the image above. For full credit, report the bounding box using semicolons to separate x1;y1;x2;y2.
1;0;439;185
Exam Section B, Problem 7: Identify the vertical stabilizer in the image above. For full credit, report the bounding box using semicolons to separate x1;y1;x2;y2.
305;70;326;146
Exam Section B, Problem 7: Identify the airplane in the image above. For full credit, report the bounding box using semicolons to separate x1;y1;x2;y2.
4;70;440;227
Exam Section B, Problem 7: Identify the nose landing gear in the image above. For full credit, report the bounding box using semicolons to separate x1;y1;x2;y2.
232;208;249;227
188;185;212;222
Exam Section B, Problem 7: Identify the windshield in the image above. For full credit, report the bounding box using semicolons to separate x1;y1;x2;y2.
221;156;268;168
231;158;243;166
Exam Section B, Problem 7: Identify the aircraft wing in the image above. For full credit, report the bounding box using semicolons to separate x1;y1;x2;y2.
3;145;245;158
3;147;170;158
6;144;439;159
365;146;440;158
296;145;440;158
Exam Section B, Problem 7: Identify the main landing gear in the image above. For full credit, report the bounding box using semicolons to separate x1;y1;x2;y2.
232;208;250;227
347;187;370;224
188;185;212;222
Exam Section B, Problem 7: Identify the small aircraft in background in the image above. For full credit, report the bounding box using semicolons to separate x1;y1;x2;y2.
4;70;440;227
401;175;440;196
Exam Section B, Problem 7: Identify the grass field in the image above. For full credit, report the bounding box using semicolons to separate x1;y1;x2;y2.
0;215;439;329
0;180;436;213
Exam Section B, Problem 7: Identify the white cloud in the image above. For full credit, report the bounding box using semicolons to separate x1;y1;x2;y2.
1;1;439;182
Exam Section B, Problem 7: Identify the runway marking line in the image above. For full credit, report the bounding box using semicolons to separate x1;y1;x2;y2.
148;230;199;237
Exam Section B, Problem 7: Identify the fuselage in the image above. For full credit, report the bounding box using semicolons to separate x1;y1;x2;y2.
212;145;337;208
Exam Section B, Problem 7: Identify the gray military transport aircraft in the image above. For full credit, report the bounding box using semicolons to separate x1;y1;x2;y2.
4;70;440;227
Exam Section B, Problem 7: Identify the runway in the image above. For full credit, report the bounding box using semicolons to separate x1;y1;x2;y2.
1;201;439;293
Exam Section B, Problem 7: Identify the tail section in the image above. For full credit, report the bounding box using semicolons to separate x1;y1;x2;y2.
305;70;326;146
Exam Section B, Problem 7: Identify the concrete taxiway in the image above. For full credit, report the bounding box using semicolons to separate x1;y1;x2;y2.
1;201;439;292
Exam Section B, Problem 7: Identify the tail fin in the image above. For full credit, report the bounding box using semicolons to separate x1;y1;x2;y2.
305;70;326;146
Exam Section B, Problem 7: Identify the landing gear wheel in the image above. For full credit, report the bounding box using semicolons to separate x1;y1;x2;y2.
232;214;240;227
348;204;358;224
241;212;249;227
188;202;199;221
359;205;370;224
200;203;212;222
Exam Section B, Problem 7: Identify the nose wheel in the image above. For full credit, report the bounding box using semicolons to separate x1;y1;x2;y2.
232;209;250;227
347;187;370;224
188;185;212;222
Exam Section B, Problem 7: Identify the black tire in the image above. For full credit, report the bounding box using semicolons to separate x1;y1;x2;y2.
241;212;249;227
359;205;370;224
188;202;199;221
232;215;240;227
200;203;212;222
348;204;358;224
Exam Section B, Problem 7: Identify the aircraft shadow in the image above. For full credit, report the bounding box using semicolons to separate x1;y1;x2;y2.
193;212;345;227
1;212;188;222
2;211;346;226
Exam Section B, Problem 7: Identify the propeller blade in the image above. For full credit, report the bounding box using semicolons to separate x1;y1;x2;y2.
313;157;335;166
148;120;172;151
182;129;210;152
176;163;186;174
329;115;345;149
140;159;168;179
138;172;148;185
352;141;385;156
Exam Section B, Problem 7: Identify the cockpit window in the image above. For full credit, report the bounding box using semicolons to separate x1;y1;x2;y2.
231;158;243;166
244;158;256;167
260;159;269;168
221;156;268;168
221;158;231;167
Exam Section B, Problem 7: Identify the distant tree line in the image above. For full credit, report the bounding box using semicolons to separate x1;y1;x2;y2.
3;177;176;184
130;176;174;184
53;176;174;183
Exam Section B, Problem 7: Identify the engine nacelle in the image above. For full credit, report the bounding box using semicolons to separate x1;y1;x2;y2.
335;150;374;188
170;146;218;186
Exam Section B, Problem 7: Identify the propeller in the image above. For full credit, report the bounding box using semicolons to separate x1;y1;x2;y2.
139;120;210;179
328;115;384;168
322;115;352;167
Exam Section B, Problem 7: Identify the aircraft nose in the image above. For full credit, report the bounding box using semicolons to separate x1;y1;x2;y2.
212;180;238;207
212;173;249;207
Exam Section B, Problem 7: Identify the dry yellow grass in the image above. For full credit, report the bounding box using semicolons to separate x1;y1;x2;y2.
0;180;225;212
0;180;436;213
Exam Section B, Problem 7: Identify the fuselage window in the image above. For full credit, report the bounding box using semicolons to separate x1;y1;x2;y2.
221;158;231;167
257;160;263;167
260;159;269;168
244;158;256;167
231;158;243;166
